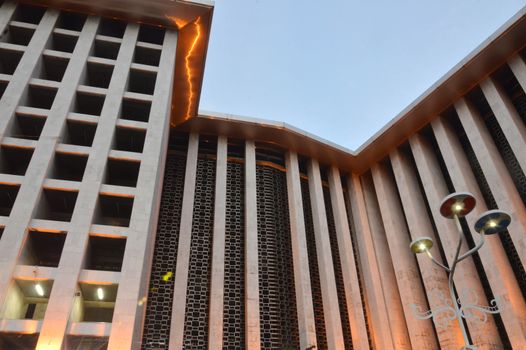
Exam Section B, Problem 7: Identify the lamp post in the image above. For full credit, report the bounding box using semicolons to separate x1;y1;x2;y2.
409;192;510;350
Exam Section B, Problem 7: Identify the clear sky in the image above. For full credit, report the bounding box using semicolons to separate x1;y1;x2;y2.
199;0;525;150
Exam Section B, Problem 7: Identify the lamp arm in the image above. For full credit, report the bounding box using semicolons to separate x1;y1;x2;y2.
425;250;450;272
458;232;485;263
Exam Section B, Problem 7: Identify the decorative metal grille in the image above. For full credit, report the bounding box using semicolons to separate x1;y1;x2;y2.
301;179;328;349
182;157;216;349
256;165;299;349
223;161;245;349
142;155;186;349
323;187;353;349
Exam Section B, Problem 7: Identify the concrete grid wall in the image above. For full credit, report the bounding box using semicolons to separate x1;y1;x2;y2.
0;0;177;348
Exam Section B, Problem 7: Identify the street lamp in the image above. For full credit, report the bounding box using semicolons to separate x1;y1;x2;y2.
410;192;510;350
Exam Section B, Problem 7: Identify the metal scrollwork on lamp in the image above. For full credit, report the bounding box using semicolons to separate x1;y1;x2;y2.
409;192;510;350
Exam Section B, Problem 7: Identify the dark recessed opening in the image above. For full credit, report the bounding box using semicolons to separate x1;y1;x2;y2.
127;69;156;95
65;336;109;349
22;230;66;267
0;80;7;100
0;24;35;46
113;126;145;153
98;18;126;38
56;11;86;32
47;32;78;53
137;25;165;45
62;120;96;146
120;98;151;122
105;158;140;187
22;85;57;110
8;114;46;140
36;189;78;222
73;92;105;116
36;55;69;82
0;146;33;175
86;235;126;271
0;184;20;216
133;45;160;66
0;333;39;349
0;227;4;239
49;152;88;181
13;4;46;24
0;48;23;74
92;39;120;60
83;62;114;89
94;195;133;227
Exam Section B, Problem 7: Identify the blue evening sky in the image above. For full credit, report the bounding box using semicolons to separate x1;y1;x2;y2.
199;0;525;150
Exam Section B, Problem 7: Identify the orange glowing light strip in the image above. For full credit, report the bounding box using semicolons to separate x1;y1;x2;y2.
184;17;202;120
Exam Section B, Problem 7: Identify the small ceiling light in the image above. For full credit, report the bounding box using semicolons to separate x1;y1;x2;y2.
410;237;433;254
488;220;497;228
97;287;104;301
35;283;45;297
453;203;463;212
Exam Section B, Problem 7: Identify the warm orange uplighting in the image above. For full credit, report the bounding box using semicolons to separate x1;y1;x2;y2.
184;17;202;120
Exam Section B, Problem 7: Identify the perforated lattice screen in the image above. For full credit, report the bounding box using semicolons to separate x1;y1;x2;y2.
256;165;299;349
223;161;245;349
142;155;186;349
182;157;216;348
301;179;328;348
323;187;353;349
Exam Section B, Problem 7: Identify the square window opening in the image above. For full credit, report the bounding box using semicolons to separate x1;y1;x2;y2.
74;283;118;323
65;336;108;349
73;92;105;116
98;18;126;38
82;62;114;89
0;24;35;46
35;55;69;82
92;39;120;60
8;114;46;140
0;48;23;75
133;45;160;66
94;195;133;227
21;230;66;267
104;158;140;187
0;146;33;175
49;152;88;181
21;85;58;110
137;25;165;45
35;189;78;222
62;120;96;146
85;236;126;271
56;11;86;32
120;99;151;122
47;32;78;53
0;184;20;216
127;69;156;95
13;4;46;24
113;127;145;153
2;279;53;321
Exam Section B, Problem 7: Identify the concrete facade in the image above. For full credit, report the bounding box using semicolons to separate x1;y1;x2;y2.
0;1;525;349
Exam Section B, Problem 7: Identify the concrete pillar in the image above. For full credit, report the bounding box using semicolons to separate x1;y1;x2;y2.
371;162;440;349
480;77;526;174
108;29;178;349
244;140;260;349
307;159;344;350
359;174;411;349
508;54;526;107
409;133;502;347
36;23;139;350
208;135;228;349
284;151;317;350
0;2;16;46
432;115;526;346
169;133;199;349
455;98;526;268
327;167;369;350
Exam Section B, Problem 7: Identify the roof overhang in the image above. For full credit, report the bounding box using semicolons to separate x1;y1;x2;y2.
22;0;214;126
179;5;526;174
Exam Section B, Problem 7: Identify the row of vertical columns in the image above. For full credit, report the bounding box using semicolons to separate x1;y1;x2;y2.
327;167;369;349
307;159;344;349
108;29;178;350
408;132;502;347
169;133;199;349
284;151;317;350
432;116;526;346
36;23;140;350
0;6;61;308
454;98;526;268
